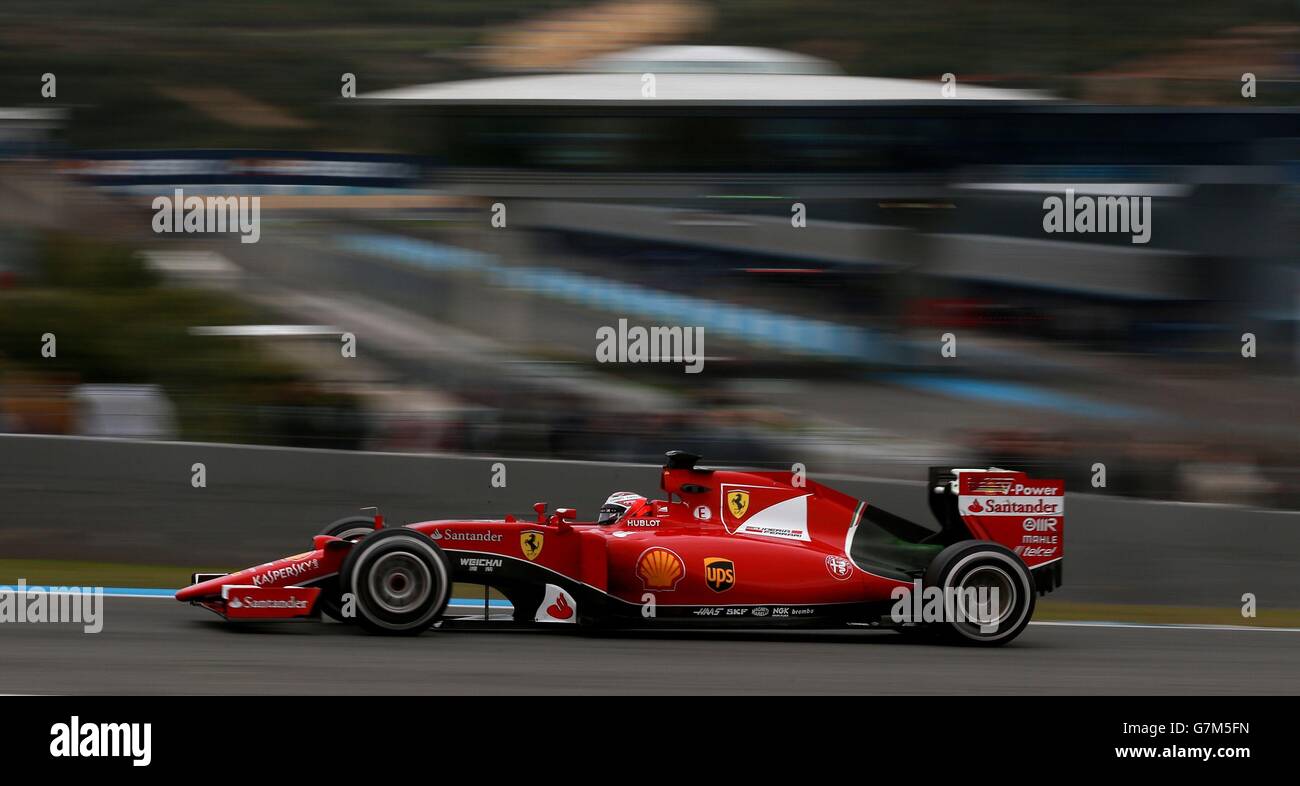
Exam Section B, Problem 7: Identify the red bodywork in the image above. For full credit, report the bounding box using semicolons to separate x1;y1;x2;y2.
177;457;1064;627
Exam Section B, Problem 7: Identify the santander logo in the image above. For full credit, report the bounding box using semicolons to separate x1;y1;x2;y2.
967;499;985;513
546;593;573;620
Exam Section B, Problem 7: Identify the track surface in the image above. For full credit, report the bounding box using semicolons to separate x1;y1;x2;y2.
3;599;1298;694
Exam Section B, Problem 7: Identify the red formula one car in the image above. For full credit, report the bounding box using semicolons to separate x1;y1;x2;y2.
177;452;1064;645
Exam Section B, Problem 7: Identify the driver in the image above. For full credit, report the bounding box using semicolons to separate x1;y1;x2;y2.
596;491;650;526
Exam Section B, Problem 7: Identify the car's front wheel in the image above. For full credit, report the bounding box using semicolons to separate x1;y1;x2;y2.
922;541;1036;646
339;527;451;635
316;515;378;621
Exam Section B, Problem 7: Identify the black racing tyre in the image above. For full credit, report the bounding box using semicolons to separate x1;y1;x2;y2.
316;515;378;621
339;527;451;635
922;541;1036;647
319;514;378;542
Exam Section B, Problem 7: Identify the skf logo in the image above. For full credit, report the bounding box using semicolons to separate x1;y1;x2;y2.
726;490;750;520
636;547;685;591
521;530;544;561
704;557;735;593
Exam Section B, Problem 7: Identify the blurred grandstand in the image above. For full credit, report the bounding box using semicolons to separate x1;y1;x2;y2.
1;3;1299;509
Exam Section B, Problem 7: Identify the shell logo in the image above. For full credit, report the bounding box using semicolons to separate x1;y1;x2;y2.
636;547;685;591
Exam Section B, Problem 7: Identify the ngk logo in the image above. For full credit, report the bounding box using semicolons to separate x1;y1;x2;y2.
1023;517;1058;532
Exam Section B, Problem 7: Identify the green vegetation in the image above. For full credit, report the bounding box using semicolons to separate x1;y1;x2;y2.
0;233;363;446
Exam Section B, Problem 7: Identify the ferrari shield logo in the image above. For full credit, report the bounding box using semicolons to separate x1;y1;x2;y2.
521;530;544;561
726;490;750;520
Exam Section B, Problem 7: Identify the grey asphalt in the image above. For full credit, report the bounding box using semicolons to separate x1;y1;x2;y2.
3;598;1297;695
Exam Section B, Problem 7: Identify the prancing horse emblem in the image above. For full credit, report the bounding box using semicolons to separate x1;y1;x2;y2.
727;490;750;520
521;530;544;561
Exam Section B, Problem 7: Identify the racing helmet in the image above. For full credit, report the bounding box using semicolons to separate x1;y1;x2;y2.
597;491;646;526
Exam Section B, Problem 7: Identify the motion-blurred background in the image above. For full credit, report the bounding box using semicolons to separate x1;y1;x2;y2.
2;0;1299;510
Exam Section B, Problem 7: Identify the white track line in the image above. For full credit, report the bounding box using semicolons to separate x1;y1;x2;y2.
61;592;1300;633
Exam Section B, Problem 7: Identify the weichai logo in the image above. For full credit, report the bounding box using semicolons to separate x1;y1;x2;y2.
703;557;735;592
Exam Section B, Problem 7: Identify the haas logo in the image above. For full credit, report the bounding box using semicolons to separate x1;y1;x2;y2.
546;593;573;620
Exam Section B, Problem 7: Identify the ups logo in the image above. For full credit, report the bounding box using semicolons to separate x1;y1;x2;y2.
704;557;735;593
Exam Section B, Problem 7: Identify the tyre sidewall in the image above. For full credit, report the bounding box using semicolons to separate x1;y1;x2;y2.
340;528;451;634
924;541;1036;646
316;515;378;621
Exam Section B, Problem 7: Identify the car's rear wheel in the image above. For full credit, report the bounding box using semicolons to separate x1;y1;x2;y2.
316;515;378;621
922;541;1036;646
339;528;451;635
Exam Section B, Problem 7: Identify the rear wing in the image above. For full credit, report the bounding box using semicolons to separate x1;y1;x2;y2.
929;466;1064;593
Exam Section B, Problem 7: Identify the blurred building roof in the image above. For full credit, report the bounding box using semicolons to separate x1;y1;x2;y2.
363;45;1049;105
575;45;841;74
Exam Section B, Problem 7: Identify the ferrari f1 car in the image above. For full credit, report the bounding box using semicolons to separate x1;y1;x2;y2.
176;452;1064;645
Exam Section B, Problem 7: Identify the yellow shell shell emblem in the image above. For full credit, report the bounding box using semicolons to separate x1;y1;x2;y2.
726;490;750;520
636;547;685;591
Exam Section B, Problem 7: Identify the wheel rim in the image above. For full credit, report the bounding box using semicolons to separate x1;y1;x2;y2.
956;564;1017;629
367;551;432;614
